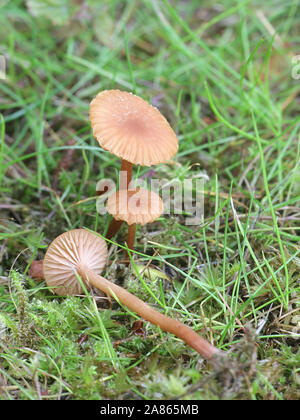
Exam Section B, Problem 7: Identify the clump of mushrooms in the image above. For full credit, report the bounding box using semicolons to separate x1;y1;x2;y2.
106;187;163;252
43;229;222;362
90;89;178;239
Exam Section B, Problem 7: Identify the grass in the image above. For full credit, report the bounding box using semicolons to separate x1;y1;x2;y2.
0;0;299;400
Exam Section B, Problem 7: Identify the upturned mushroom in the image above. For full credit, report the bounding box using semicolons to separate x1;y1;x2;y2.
89;89;178;238
105;187;163;253
43;229;221;362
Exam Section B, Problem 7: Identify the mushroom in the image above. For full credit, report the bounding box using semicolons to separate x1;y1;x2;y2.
90;89;178;238
43;229;221;361
105;188;163;253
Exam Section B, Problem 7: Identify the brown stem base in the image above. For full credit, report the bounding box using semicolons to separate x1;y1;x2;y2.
106;219;124;240
126;224;136;255
29;260;44;281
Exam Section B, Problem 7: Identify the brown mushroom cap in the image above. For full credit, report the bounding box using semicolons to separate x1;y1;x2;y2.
43;229;108;296
106;188;163;226
89;90;178;167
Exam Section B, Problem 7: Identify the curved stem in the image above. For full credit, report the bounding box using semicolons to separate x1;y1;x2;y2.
80;268;221;361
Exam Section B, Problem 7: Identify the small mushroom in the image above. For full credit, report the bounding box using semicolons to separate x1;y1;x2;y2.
43;229;108;296
105;188;163;253
90;89;178;238
43;229;221;361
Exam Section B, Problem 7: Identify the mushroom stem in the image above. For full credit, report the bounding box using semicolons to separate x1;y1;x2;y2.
106;219;123;240
79;267;221;361
106;159;133;240
120;159;133;189
127;224;136;251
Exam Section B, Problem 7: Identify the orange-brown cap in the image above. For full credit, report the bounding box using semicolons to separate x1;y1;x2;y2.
106;188;163;226
43;229;108;296
90;90;178;167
